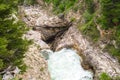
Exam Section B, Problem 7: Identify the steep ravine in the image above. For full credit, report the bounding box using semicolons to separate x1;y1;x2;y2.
18;4;120;80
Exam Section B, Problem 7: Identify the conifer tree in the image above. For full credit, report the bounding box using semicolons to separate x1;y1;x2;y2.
0;0;29;71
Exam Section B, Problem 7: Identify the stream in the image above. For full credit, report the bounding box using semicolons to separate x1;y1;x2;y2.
41;48;93;80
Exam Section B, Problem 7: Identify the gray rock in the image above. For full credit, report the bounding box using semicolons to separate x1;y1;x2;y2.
58;13;64;20
40;49;53;60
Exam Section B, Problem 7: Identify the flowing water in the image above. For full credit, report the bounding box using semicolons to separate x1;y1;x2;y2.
41;48;93;80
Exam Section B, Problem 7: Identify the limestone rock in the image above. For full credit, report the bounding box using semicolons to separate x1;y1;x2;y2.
2;67;20;80
54;26;120;79
19;30;50;80
18;45;50;80
24;30;50;49
20;5;70;42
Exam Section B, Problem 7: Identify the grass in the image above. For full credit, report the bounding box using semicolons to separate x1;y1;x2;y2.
104;44;120;62
99;72;111;80
79;10;100;42
44;0;78;14
99;72;120;80
19;0;38;5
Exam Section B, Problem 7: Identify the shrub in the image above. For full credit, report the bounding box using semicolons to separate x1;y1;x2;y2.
19;0;37;5
44;0;78;14
99;72;111;80
100;0;120;29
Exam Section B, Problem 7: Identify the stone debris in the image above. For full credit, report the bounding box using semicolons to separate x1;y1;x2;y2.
1;66;20;80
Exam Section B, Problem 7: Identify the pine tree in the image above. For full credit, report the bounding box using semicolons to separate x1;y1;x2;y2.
0;0;30;71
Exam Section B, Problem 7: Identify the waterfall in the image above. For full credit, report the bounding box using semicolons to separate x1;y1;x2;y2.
41;48;93;80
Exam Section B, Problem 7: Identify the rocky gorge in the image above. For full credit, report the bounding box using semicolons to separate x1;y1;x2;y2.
1;0;120;80
14;1;120;80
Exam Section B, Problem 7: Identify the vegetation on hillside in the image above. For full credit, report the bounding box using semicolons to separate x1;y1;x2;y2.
19;0;37;5
99;73;111;80
99;0;120;61
99;72;120;80
0;0;30;74
44;0;78;14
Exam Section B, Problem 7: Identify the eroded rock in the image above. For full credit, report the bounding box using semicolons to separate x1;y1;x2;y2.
24;30;50;49
18;45;50;80
20;5;70;42
53;25;120;79
18;30;51;80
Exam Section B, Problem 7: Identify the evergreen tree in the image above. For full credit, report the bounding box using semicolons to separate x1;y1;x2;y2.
0;0;29;71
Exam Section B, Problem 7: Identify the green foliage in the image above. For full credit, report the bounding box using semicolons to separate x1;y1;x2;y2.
99;72;111;80
44;0;78;14
114;76;120;80
70;17;76;22
0;0;30;72
104;44;120;62
84;0;95;14
0;59;4;69
19;0;37;5
79;0;99;42
40;67;44;72
80;17;100;42
98;0;120;62
11;77;19;80
0;75;2;80
83;11;93;23
18;64;27;74
100;0;120;29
